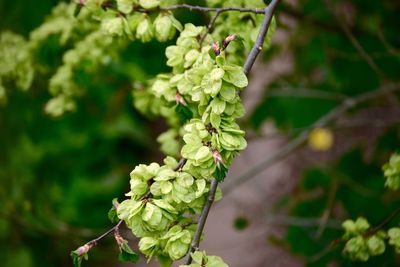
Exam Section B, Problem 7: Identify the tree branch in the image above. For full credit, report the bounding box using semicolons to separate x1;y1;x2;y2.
243;0;281;75
266;215;342;229
223;82;400;195
83;1;268;15
173;158;187;171
185;178;218;264
184;0;281;263
324;0;386;80
267;87;347;101
366;207;400;236
199;10;222;45
161;4;266;14
73;220;123;256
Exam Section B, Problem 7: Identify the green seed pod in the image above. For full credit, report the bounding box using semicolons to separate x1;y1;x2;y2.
117;0;135;14
139;237;160;259
136;16;153;42
154;14;175;42
139;0;159;9
101;17;124;36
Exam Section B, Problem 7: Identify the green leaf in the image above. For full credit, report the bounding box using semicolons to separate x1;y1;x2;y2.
215;54;226;67
210;68;225;80
219;86;236;102
154;14;174;42
70;248;88;267
108;198;120;223
139;0;159;9
366;236;385;256
136;16;153;42
201;69;224;97
195;146;211;162
181;23;204;38
175;103;193;123
101;17;124;36
191;251;204;264
214;163;228;182
223;66;248;88
169;14;183;32
158;255;173;267
233;216;249;231
74;4;83;17
118;241;139;263
228;34;245;49
210;112;221;128
117;0;134;14
71;252;82;267
210;98;226;114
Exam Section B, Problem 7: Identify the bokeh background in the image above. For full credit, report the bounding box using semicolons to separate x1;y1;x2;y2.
1;0;400;266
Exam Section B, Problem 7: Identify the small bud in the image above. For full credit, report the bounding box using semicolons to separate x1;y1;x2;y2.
223;34;236;49
112;198;120;210
212;41;220;56
114;231;125;247
75;243;91;256
75;0;86;6
212;149;223;167
175;93;186;105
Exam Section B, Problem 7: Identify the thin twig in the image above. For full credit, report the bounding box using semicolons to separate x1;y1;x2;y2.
185;178;218;264
377;26;400;57
310;207;400;263
74;220;123;256
324;0;386;80
247;119;400;141
199;10;221;45
184;1;281;263
161;4;265;14
315;179;338;238
243;0;281;75
267;87;347;101
366;207;400;236
223;83;400;195
87;1;267;15
173;158;187;171
266;215;342;229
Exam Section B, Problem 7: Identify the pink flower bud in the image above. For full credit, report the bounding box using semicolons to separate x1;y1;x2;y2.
212;41;220;56
76;244;91;256
212;150;223;167
223;34;237;49
175;93;186;105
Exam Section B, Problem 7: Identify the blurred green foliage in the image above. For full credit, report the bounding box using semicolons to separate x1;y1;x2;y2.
0;1;209;266
0;1;169;266
249;0;400;266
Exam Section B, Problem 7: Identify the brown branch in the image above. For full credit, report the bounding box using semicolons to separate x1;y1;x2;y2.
82;1;268;16
173;158;187;171
199;10;221;45
315;180;338;238
310;207;400;263
366;207;400;236
184;178;218;264
161;4;265;14
243;0;281;75
266;215;342;229
324;0;386;80
73;220;123;257
223;82;400;195
267;87;347;101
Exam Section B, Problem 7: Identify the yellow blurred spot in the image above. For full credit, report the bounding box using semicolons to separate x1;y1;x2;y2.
308;128;334;151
